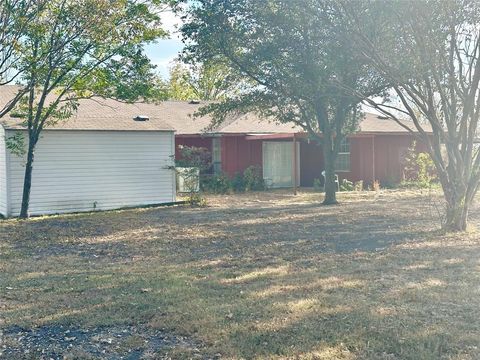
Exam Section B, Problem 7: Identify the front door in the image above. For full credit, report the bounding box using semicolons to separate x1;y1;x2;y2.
262;141;300;188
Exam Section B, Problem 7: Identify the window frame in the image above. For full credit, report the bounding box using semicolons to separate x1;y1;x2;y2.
212;137;222;174
335;138;351;172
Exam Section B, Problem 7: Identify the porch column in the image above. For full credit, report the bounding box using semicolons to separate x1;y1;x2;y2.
372;136;376;183
292;134;298;195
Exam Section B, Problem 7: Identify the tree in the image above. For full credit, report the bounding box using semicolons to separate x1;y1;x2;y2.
0;0;39;116
10;0;168;218
179;0;387;204
167;60;237;101
346;0;480;231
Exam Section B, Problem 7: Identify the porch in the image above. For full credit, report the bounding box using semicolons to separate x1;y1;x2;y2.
245;133;376;189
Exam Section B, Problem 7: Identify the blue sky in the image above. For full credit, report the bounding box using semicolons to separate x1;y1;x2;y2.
146;10;184;79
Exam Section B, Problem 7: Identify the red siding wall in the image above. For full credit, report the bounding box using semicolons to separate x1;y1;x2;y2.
298;137;374;186
175;134;422;187
299;140;323;186
297;135;419;186
373;135;416;185
349;136;375;184
221;136;263;177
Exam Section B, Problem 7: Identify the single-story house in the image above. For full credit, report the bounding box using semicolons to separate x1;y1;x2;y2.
0;88;428;217
169;101;429;188
0;93;176;218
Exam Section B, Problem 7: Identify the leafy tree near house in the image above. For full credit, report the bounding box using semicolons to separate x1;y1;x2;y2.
178;0;388;204
8;0;169;218
167;60;237;101
0;0;40;116
347;0;480;231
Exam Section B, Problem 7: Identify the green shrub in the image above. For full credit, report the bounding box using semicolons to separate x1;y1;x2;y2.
202;173;232;194
354;180;364;191
201;166;264;193
232;172;246;192
243;166;264;191
402;141;437;188
175;145;211;171
340;179;354;191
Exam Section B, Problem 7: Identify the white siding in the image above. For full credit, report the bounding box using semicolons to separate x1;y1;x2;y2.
6;130;175;216
0;126;7;216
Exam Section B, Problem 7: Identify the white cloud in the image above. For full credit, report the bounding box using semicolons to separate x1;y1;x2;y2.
160;10;183;40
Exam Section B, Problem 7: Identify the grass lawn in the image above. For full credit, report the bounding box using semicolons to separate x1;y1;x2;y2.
1;189;480;359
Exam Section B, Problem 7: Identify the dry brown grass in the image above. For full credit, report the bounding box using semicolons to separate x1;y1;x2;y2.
1;189;480;359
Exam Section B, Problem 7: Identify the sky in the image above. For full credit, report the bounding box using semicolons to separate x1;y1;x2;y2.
146;10;184;79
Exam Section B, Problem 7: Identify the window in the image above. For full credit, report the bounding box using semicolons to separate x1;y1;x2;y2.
212;137;222;173
335;138;350;172
262;141;299;188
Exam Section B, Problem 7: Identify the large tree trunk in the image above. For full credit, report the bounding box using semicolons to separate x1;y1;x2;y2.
19;141;35;219
322;137;338;205
443;190;470;232
436;158;477;232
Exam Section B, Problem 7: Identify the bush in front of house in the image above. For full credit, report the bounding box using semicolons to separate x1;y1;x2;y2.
175;148;264;196
202;172;232;194
400;141;437;188
231;172;246;192
340;179;354;191
243;166;265;191
202;166;265;194
176;145;211;171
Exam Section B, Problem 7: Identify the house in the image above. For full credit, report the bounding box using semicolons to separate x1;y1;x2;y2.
170;102;429;188
0;94;176;218
0;88;426;217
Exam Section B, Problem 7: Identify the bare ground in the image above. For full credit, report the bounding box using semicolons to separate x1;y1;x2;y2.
1;189;480;359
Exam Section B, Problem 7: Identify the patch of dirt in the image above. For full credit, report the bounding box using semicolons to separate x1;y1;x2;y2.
0;324;207;359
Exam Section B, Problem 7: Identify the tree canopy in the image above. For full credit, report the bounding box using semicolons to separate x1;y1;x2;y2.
179;0;388;203
167;60;238;101
346;0;480;230
0;0;40;116
3;0;169;218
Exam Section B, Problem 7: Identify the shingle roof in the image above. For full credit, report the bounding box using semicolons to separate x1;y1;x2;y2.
0;86;174;132
163;104;427;135
0;85;427;134
358;113;430;133
213;112;427;135
168;108;426;135
216;112;300;134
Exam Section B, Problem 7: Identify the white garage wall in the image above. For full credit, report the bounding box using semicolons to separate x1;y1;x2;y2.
6;130;176;216
0;126;7;216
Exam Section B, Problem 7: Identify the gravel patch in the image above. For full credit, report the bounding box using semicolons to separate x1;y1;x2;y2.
0;324;209;359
